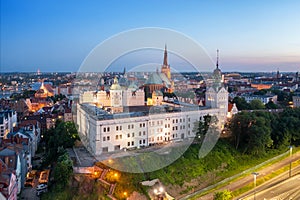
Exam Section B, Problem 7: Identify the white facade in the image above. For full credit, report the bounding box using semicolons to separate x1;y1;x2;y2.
77;103;221;155
243;94;277;104
0;110;17;139
293;96;300;107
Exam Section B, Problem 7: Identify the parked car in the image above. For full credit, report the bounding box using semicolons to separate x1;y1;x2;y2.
36;184;47;190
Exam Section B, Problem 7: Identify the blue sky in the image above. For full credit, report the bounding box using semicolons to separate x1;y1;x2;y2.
1;0;300;72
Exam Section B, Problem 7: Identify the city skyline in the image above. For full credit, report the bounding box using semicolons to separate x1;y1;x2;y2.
1;0;300;72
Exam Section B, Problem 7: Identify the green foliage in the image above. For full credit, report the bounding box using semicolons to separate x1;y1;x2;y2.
265;101;278;109
53;152;73;191
230;111;273;155
249;99;265;110
213;189;233;200
43;121;79;165
230;108;300;155
232;97;251;110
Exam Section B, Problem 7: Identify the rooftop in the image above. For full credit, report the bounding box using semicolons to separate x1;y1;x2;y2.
80;102;202;121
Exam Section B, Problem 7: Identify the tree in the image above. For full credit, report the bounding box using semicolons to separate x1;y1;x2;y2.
194;114;217;142
265;101;278;109
230;111;273;155
43;121;79;165
213;189;233;200
54;152;73;190
233;97;250;110
249;99;265;110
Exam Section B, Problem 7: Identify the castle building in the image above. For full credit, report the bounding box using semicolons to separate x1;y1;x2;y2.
76;47;229;154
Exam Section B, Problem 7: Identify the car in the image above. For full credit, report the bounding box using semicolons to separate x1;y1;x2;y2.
36;184;47;190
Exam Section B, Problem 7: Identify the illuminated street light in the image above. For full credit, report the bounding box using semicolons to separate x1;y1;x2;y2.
252;172;259;200
153;186;164;200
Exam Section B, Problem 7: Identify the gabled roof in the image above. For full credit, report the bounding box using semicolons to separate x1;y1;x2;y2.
145;72;171;86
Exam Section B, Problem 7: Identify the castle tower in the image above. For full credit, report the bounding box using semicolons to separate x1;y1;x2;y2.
110;77;123;113
205;49;228;126
161;44;171;80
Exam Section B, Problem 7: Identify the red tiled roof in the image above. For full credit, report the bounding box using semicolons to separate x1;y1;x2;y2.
228;103;234;112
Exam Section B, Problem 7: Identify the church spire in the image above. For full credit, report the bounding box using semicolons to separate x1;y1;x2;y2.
163;44;168;67
216;49;219;69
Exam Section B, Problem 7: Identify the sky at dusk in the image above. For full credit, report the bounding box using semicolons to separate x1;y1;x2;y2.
1;0;300;73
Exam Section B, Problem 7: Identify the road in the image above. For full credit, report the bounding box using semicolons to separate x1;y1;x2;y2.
237;163;300;199
180;150;300;200
240;173;300;200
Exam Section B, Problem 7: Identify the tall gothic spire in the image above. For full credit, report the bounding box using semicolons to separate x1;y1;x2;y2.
216;49;219;69
163;44;168;67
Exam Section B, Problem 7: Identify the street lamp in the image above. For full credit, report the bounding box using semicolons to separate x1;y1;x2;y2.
153;186;164;200
251;172;259;200
289;146;293;177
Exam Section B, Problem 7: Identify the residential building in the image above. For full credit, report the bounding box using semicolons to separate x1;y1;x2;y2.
242;94;277;104
293;95;300;107
0;110;17;139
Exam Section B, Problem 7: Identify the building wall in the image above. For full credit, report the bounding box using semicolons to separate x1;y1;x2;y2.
293;96;300;107
77;104;220;155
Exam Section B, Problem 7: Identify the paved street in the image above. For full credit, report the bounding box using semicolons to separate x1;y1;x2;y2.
180;150;300;200
241;174;300;200
20;187;39;200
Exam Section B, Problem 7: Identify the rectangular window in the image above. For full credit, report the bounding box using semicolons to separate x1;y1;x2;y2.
114;145;120;151
107;127;110;132
143;131;146;135
143;123;145;127
120;134;122;139
132;133;135;137
143;139;146;144
116;126;119;131
139;131;141;136
103;127;106;132
102;147;108;152
139;140;142;144
128;142;130;146
103;137;106;141
115;135;119;140
107;136;110;141
131;141;134;146
128;125;130;129
131;124;134;129
127;133;130;138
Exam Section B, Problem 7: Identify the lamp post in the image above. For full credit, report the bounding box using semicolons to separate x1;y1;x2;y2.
252;172;259;200
153;186;164;200
289;146;293;177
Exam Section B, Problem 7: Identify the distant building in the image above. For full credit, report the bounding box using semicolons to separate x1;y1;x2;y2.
0;110;17;139
35;81;54;98
143;45;174;95
54;83;72;96
227;103;238;118
0;159;18;200
293;95;300;108
242;94;277;104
